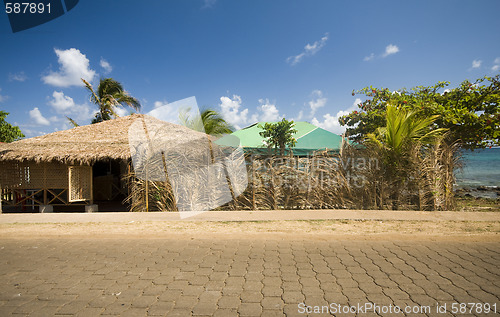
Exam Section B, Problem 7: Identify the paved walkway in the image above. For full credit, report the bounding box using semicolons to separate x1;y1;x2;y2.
1;210;500;223
1;212;499;316
0;237;499;317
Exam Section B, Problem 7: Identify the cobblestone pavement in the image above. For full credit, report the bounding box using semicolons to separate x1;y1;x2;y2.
0;238;499;317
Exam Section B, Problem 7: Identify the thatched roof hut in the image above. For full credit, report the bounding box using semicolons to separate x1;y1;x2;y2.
0;113;210;165
0;114;215;212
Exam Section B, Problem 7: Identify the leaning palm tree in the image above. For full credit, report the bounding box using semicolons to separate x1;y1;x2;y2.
200;109;234;136
366;105;447;209
82;78;140;124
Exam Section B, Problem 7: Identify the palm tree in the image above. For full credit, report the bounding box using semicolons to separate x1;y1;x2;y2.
366;105;446;209
82;78;140;124
200;109;234;136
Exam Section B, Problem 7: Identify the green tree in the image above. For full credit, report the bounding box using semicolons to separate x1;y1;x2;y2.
258;118;298;155
340;75;500;150
0;111;24;142
83;78;141;124
200;109;234;135
366;105;446;210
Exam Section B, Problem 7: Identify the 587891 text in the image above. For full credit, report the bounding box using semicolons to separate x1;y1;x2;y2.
5;2;51;14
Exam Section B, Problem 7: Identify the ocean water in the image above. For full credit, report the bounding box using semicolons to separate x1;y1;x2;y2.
456;147;500;188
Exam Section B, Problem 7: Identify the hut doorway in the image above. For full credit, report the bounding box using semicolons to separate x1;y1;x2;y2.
92;159;128;211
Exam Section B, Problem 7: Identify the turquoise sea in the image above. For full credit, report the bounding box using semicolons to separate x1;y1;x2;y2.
456;147;500;188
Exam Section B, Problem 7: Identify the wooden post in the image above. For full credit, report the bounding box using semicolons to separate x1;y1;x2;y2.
145;164;149;212
141;116;151;212
0;184;3;214
43;163;47;205
251;156;256;210
161;151;177;211
90;165;94;205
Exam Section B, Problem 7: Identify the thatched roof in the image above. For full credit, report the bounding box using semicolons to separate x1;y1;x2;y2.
0;114;213;165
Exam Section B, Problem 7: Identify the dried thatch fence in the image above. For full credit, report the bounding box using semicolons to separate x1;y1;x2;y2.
127;136;460;212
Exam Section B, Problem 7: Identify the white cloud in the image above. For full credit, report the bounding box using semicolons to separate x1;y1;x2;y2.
29;107;50;126
258;99;280;122
363;53;375;61
364;44;399;61
311;114;342;134
492;58;500;71
472;59;482;69
308;90;327;116
202;0;216;8
100;58;112;74
295;110;304;121
48;91;75;112
115;107;129;117
310;98;361;135
154;100;168;109
9;71;27;82
47;91;94;123
219;95;250;129
382;44;399;58
42;48;96;87
21;128;47;138
219;95;284;129
286;33;329;66
0;88;6;103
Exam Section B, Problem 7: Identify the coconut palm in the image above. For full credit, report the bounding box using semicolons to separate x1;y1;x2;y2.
200;109;234;136
82;78;140;124
366;105;447;209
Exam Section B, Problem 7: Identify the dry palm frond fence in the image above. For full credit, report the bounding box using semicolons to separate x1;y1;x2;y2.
124;138;461;212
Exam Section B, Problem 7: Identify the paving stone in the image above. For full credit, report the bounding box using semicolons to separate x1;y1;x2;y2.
240;290;263;303
131;295;158;308
282;291;305;304
261;296;285;310
212;308;238;317
172;295;197;309
55;300;88;314
157;290;181;302
26;305;61;317
217;295;240;309
119;307;148;317
101;302;130;315
0;237;498;317
238;302;262;316
192;302;217;316
261;286;283;297
74;307;104;316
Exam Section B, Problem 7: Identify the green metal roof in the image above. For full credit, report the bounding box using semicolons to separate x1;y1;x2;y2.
216;121;344;156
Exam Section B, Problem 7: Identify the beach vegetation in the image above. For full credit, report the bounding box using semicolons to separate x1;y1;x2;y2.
340;75;500;150
258;118;298;155
0;111;24;142
200;109;234;136
67;78;141;126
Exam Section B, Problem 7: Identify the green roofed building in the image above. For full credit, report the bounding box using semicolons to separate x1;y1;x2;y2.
216;121;344;156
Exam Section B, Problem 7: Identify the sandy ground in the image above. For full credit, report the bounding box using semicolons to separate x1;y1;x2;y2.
1;219;499;242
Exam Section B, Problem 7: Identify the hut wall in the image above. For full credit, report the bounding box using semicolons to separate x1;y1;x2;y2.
0;161;68;189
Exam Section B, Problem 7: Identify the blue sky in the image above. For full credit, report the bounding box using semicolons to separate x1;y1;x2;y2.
1;0;499;137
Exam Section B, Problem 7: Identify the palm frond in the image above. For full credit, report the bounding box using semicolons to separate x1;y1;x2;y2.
200;109;234;135
66;116;79;127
